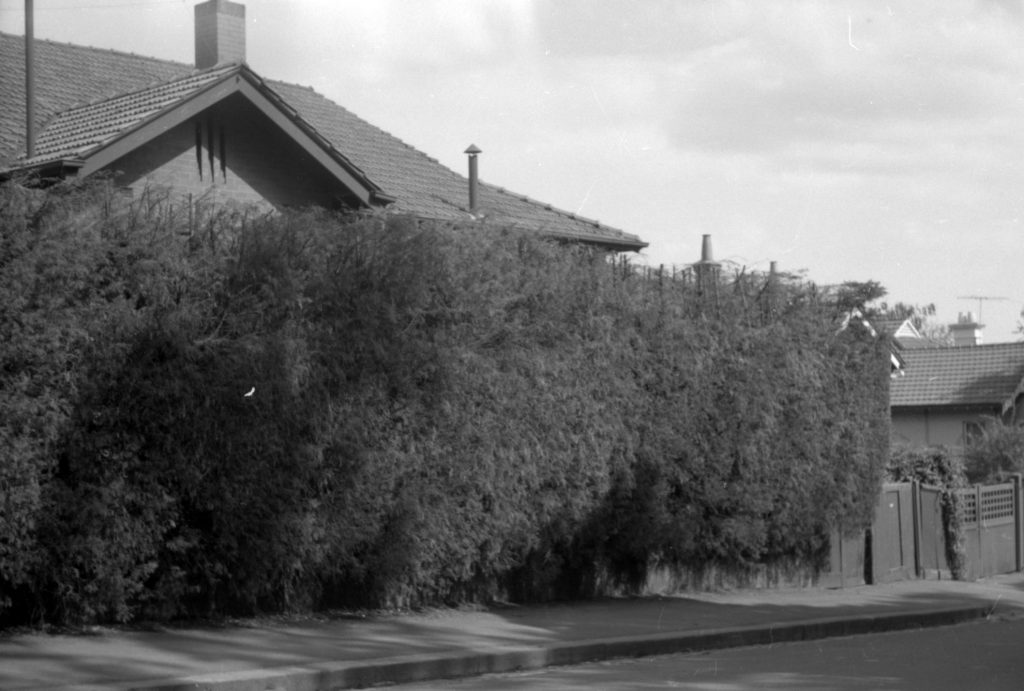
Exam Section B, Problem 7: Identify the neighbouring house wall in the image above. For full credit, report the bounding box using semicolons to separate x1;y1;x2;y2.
106;94;355;210
891;407;998;449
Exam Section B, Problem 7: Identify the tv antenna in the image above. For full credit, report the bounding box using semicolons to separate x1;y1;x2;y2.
957;295;1008;323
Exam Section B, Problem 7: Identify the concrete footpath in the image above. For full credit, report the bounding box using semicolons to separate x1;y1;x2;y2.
3;574;1024;691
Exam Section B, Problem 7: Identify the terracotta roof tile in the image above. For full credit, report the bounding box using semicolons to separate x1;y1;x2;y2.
890;342;1024;410
18;64;237;165
1;33;646;250
1;34;190;160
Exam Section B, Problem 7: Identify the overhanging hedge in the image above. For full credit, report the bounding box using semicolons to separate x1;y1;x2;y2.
0;180;890;624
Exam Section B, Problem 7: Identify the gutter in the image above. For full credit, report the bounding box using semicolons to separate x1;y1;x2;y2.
0;157;85;183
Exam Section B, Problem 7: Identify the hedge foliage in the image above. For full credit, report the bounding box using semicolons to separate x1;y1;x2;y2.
0;180;890;625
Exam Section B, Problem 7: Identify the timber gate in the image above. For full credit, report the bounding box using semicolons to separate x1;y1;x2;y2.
827;476;1024;586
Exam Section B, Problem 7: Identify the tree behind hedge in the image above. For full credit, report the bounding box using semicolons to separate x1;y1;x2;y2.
963;419;1024;484
1;180;890;624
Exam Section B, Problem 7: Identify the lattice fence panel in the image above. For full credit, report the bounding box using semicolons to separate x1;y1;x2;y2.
958;489;978;526
980;484;1015;526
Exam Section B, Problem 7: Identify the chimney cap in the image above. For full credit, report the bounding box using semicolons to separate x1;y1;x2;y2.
952;312;984;328
464;144;482;155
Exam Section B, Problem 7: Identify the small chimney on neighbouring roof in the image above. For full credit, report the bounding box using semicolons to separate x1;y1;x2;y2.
694;234;721;297
700;234;715;264
950;312;984;347
195;0;246;69
465;144;481;214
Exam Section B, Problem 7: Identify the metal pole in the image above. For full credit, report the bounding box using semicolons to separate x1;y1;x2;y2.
25;0;36;159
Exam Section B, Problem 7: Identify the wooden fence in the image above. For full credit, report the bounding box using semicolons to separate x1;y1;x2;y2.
824;476;1024;587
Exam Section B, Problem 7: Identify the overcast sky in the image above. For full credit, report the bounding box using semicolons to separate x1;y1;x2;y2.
3;0;1023;341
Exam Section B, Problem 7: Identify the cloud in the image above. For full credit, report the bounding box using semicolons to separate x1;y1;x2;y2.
328;0;536;76
649;1;1024;184
535;0;723;58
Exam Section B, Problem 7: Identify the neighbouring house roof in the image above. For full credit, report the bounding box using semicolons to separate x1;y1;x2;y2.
0;33;647;251
875;318;936;350
890;342;1024;414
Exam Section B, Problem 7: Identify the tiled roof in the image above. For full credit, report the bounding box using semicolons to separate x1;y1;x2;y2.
890;342;1024;410
17;64;237;166
0;33;646;250
0;34;188;162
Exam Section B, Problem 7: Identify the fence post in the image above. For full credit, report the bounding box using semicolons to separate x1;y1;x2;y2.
912;480;922;579
1015;474;1023;573
976;483;985;577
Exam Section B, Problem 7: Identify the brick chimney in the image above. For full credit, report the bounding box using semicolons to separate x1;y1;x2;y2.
195;0;246;69
950;312;983;347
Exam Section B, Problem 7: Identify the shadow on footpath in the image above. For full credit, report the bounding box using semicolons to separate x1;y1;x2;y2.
2;576;1023;690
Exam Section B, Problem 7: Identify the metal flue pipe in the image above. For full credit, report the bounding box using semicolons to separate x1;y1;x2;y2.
700;233;713;263
465;144;481;213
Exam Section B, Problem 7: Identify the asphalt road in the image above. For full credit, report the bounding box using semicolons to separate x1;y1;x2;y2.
390;614;1024;690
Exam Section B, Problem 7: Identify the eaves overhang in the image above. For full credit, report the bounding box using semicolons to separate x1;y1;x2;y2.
891;403;1003;413
0;157;84;182
543;227;649;252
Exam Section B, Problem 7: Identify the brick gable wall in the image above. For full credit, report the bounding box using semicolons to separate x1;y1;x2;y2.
111;95;355;210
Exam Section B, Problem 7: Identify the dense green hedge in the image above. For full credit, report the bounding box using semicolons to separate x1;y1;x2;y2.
0;180;890;625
